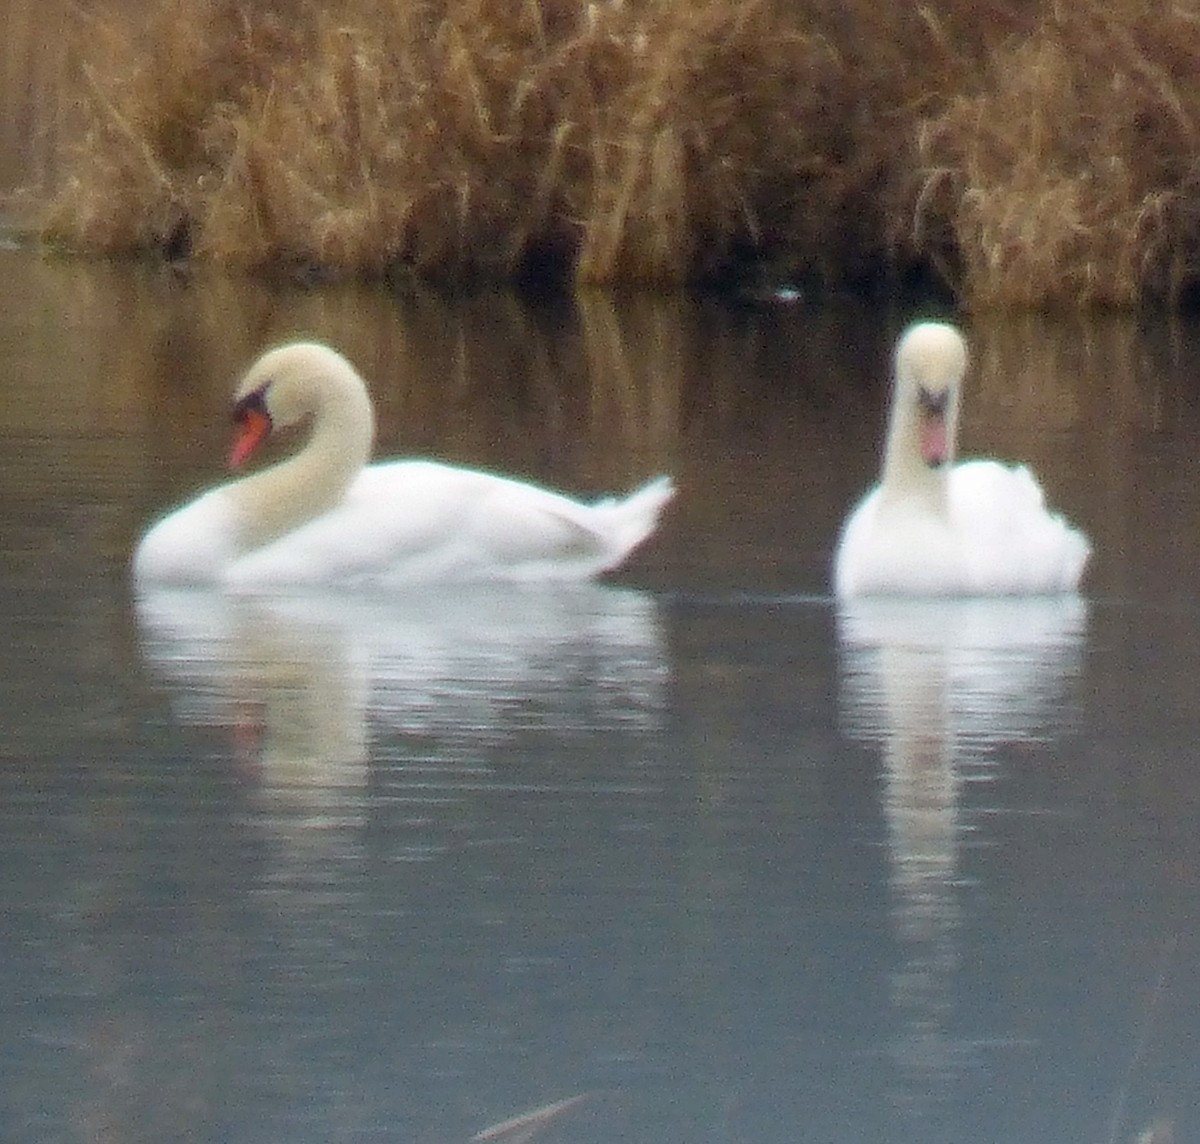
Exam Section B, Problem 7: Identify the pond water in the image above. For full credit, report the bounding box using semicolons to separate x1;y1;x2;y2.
1;243;1199;1144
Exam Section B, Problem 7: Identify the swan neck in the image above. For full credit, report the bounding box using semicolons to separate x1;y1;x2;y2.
232;379;374;548
880;403;951;513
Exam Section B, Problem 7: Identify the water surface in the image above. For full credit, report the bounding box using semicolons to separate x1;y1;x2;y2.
1;247;1199;1143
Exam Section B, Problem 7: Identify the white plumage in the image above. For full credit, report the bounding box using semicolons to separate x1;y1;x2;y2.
133;341;674;589
834;321;1089;598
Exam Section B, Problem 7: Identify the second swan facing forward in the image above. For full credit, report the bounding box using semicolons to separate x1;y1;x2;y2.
834;321;1090;598
134;341;675;589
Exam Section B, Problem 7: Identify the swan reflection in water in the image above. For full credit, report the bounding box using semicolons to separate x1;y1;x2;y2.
124;584;667;1140
838;596;1087;1119
135;583;668;867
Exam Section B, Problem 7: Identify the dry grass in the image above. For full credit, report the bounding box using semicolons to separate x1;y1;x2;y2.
36;0;1200;306
916;5;1200;308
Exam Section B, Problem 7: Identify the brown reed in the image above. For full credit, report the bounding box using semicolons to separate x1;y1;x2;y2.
916;5;1200;309
35;0;1200;307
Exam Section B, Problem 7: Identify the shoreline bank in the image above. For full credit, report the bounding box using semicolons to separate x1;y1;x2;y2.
28;0;1200;310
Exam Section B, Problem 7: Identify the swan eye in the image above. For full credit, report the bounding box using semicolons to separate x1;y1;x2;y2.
232;383;271;425
917;386;949;415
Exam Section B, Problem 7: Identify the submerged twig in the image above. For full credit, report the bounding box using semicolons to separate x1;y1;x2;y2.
470;1092;592;1143
1105;933;1177;1144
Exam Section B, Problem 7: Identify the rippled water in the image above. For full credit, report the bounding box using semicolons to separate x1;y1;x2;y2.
2;246;1199;1143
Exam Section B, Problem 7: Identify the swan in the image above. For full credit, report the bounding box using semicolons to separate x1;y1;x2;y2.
133;341;675;589
833;321;1090;597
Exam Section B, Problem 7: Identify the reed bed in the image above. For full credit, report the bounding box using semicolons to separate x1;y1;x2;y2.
37;0;1200;307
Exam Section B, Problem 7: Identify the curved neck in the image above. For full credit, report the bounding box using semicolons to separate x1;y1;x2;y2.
231;375;374;549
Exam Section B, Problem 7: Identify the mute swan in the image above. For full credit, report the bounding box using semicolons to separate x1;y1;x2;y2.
833;321;1089;597
133;341;675;588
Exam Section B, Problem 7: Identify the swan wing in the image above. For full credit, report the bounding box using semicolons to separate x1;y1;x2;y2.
223;462;672;588
133;487;239;585
465;471;674;574
834;487;966;597
950;460;1090;593
835;462;1089;597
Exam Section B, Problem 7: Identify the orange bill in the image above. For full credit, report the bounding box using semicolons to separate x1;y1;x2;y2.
229;407;272;469
919;408;948;467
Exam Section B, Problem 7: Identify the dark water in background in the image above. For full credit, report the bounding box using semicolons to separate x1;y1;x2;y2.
2;244;1200;1143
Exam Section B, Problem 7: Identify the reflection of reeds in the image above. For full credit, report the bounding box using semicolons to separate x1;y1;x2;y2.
577;289;682;477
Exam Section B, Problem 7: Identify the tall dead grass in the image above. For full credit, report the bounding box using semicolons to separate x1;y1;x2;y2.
37;0;1200;306
916;5;1200;308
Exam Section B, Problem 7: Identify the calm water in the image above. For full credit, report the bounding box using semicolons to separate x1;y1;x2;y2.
2;244;1200;1144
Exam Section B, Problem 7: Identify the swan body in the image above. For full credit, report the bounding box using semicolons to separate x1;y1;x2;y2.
133;342;675;589
834;322;1089;598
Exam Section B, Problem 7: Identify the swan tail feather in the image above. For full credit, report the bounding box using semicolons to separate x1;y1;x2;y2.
597;475;675;569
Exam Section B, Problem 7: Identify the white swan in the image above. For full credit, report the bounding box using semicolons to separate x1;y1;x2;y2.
834;321;1090;597
133;341;675;589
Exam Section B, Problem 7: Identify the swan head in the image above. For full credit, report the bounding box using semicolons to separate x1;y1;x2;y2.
891;321;967;471
229;341;374;469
